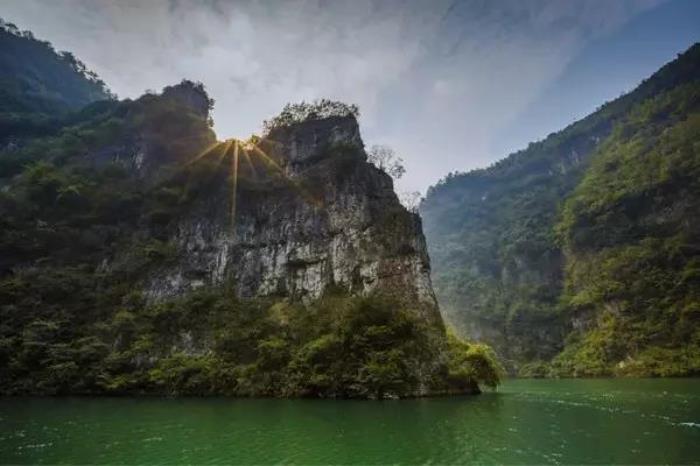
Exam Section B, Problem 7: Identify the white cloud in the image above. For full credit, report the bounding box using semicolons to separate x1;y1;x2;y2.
1;0;663;192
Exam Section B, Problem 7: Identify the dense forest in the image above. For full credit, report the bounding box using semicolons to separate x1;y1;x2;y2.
0;18;113;144
421;44;700;376
0;21;502;397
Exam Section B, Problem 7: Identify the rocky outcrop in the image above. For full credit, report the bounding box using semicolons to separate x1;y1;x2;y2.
143;113;442;326
90;80;217;178
0;23;498;396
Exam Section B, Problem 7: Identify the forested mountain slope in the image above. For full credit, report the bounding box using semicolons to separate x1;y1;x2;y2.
0;18;112;114
0;23;502;397
0;18;113;145
420;44;700;376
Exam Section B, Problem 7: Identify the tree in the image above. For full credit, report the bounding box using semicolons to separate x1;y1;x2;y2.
399;191;421;213
263;99;359;132
367;145;405;180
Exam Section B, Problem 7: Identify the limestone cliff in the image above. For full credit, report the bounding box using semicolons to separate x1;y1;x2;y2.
143;113;441;327
0;27;503;396
0;87;457;396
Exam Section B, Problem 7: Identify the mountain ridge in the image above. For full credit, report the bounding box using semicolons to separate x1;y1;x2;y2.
0;23;502;396
420;43;700;375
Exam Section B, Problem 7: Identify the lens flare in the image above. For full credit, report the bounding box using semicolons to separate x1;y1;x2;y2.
186;141;220;166
241;147;258;180
230;141;239;229
185;136;324;234
248;143;322;208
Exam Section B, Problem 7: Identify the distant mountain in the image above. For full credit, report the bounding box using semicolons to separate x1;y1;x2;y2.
0;18;114;145
421;43;700;376
0;18;112;115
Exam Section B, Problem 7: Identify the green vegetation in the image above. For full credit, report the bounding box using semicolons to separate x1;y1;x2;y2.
105;291;444;398
0;23;501;397
1;281;501;397
0;18;113;145
446;329;503;390
549;81;700;377
0;90;501;396
0;18;112;113
263;99;359;133
0;109;500;396
421;44;700;376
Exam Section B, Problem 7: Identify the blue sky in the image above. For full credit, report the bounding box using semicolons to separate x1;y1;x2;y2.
2;0;698;193
493;0;700;159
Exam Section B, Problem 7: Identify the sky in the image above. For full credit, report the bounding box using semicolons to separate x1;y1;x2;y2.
2;0;698;193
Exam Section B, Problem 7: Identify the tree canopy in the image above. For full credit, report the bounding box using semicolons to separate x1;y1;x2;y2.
263;99;359;132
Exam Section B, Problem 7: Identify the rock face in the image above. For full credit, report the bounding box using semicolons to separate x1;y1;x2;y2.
0;25;492;397
145;114;442;326
89;81;216;178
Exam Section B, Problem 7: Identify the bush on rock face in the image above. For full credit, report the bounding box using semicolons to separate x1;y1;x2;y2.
445;329;503;391
263;99;359;133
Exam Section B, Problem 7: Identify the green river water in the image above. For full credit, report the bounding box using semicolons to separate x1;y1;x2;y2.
1;379;699;464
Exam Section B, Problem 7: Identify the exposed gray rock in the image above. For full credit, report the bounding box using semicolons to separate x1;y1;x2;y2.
143;115;442;326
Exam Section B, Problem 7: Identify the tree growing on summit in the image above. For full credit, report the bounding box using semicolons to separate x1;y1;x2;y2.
367;144;405;180
263;99;360;132
399;191;421;213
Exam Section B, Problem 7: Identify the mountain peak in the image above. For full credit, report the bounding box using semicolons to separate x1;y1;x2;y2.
161;79;214;120
264;113;364;170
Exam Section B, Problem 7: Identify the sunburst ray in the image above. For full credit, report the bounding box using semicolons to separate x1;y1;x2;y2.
188;137;325;234
230;141;240;230
248;143;323;208
185;141;222;166
241;147;259;180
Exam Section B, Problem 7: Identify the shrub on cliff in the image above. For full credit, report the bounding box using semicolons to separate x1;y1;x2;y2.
263;99;359;133
445;329;503;390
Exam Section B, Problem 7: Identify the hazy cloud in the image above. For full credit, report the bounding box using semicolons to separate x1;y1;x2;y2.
1;0;664;192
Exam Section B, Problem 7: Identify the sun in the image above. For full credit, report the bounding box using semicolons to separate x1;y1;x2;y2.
185;136;322;232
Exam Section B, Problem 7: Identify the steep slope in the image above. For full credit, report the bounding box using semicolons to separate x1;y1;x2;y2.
421;44;700;374
0;69;501;396
0;18;112;115
0;18;114;151
551;80;700;376
144;113;440;328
